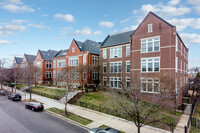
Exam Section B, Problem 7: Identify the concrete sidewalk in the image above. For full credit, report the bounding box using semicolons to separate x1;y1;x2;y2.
4;86;169;133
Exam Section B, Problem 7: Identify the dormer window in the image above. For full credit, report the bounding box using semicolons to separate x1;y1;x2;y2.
148;24;153;33
72;47;75;53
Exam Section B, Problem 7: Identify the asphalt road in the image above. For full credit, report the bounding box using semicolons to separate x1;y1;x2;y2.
0;95;88;133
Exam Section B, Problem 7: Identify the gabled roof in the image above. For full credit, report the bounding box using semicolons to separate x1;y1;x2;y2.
74;39;100;55
14;57;22;64
39;49;59;61
24;54;36;64
101;30;134;48
131;11;175;36
54;49;69;58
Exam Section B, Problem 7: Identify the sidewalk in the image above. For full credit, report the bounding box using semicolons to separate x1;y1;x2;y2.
4;86;169;133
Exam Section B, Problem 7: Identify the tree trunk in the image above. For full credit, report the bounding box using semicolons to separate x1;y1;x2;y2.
138;126;141;133
65;102;67;115
1;82;2;89
29;88;32;100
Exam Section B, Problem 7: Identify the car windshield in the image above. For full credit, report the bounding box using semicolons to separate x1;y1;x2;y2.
32;102;41;106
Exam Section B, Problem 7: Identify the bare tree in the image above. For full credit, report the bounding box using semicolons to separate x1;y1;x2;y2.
61;66;78;115
110;72;173;133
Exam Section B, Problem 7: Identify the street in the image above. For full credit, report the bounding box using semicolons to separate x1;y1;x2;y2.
0;95;88;133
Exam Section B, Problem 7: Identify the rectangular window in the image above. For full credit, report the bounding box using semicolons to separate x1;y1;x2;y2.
103;49;107;59
110;46;122;58
46;71;52;78
36;62;41;68
72;47;75;53
141;78;159;93
103;63;107;73
92;56;98;65
110;77;121;89
126;61;130;73
103;77;107;87
126;45;130;57
53;60;56;68
175;57;178;73
176;35;178;52
110;62;122;73
92;71;99;80
69;56;78;66
126;77;130;89
53;71;56;79
46;61;52;69
141;37;160;53
57;59;66;68
141;58;160;72
83;55;86;65
83;71;86;80
148;24;153;33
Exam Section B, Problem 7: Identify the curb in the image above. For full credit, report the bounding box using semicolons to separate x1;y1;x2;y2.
45;109;90;131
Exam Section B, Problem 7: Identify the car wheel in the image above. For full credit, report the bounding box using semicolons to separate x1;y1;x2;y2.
32;107;35;111
25;105;28;109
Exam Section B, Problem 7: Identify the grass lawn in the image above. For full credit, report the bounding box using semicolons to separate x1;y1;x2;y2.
47;107;93;125
193;101;200;120
77;91;181;131
31;86;66;99
16;84;25;89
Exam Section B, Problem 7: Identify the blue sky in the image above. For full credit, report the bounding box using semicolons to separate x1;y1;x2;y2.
0;0;200;68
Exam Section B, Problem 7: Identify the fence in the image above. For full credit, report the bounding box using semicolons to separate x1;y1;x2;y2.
75;101;175;132
184;96;198;133
191;117;200;130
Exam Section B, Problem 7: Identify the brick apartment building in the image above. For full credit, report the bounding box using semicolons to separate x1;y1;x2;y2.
21;54;36;67
100;12;188;106
34;49;59;84
13;57;23;68
54;39;100;88
52;49;68;86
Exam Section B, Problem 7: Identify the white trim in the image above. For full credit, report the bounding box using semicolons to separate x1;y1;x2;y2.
140;35;160;41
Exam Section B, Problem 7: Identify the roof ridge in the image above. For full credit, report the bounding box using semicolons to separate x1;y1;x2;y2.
110;30;134;36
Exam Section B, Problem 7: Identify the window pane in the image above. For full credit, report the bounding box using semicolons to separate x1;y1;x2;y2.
148;42;153;52
142;43;146;53
154;83;159;92
142;63;146;72
154;41;159;51
154;62;159;72
148;63;153;71
118;47;122;57
141;83;146;91
147;82;152;92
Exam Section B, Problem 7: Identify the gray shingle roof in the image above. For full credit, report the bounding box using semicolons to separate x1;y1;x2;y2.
74;39;100;55
39;49;59;61
101;30;134;48
54;49;68;58
24;54;36;64
15;57;22;64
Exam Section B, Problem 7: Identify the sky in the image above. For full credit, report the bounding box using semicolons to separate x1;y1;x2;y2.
0;0;200;68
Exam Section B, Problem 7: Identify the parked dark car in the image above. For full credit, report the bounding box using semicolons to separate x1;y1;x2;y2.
0;90;7;96
25;102;44;111
89;127;120;133
8;93;21;101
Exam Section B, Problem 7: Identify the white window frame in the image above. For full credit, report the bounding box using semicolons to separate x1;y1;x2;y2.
103;49;107;59
103;77;107;87
126;61;130;73
103;62;107;73
92;70;98;80
126;45;130;57
110;61;122;73
46;71;52;79
148;24;153;33
92;56;98;65
46;61;52;69
176;35;178;52
57;59;66;68
141;57;160;72
126;77;130;89
141;78;160;93
175;57;178;73
72;47;75;53
36;62;41;68
110;46;122;58
53;60;56;68
69;56;78;66
110;77;122;89
141;36;160;53
83;55;86;65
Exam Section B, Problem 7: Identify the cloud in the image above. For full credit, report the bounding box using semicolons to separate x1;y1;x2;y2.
11;19;28;24
59;27;73;35
71;27;102;36
54;14;75;22
168;0;180;5
27;24;50;29
168;18;200;31
2;4;34;13
99;21;114;28
122;25;138;32
133;1;190;17
0;40;13;44
93;31;102;35
2;24;26;31
179;33;200;45
187;0;200;15
42;14;48;17
72;27;91;35
120;19;129;23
